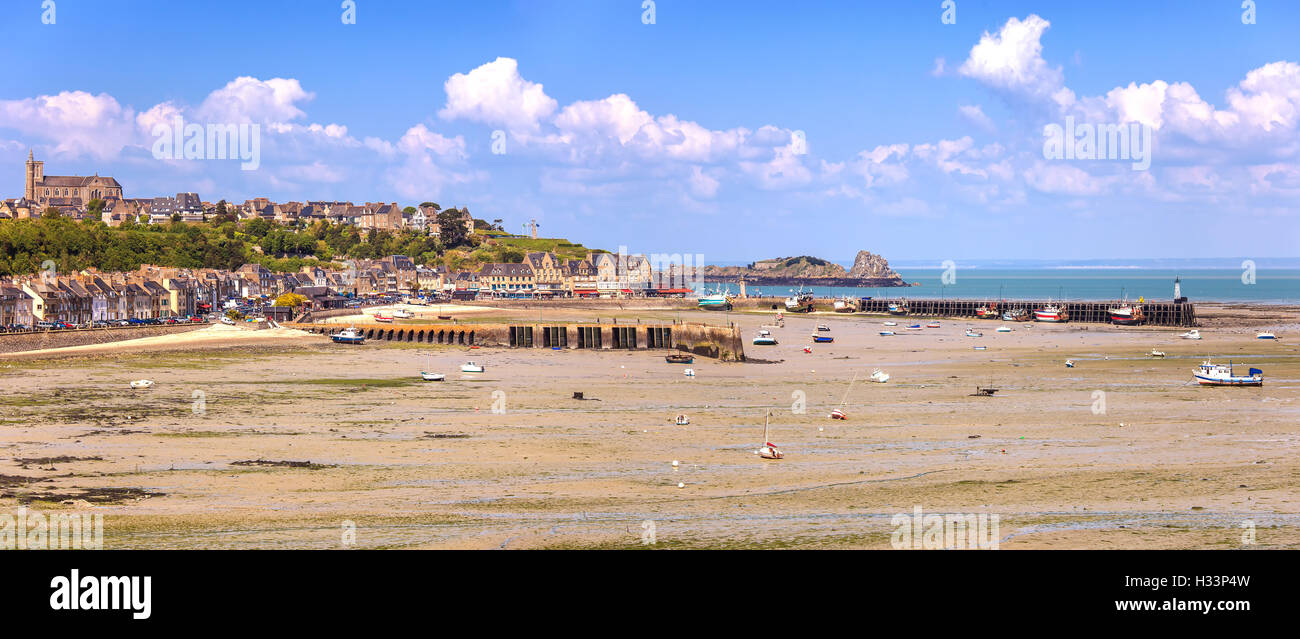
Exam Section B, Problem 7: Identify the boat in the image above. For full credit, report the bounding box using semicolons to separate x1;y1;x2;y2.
684;368;696;377
976;303;1000;319
802;346;812;353
1109;303;1145;325
883;321;898;326
965;329;983;337
812;335;833;343
665;353;694;364
129;379;154;390
675;415;690;426
784;287;815;313
755;410;784;460
331;326;366;344
697;290;733;311
996;326;1012;333
829;408;847;420
1002;308;1031;322
878;330;895;336
1194;360;1262;386
888;301;909;315
926;322;941;328
1034;303;1068;323
869;369;890;383
1065;359;1075;368
1256;332;1278;340
906;324;922;330
832;297;855;313
393;309;413;319
1180;330;1201;340
758;329;771;337
1150;349;1166;358
420;372;446;381
753;334;778;346
460;362;485;373
973;345;988;351
220;316;235;325
816;324;831;332
374;313;394;323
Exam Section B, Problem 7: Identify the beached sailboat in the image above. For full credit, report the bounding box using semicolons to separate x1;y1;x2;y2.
756;410;784;460
879;330;895;336
829;408;847;420
665;353;695;364
926;322;941;328
331;326;366;344
1065;359;1075;368
421;371;445;381
996;326;1012;333
906;324;922;330
753;333;778;345
1256;332;1278;340
965;328;983;337
1150;349;1166;358
374;313;394;323
393;309;413;319
882;321;898;326
1180;329;1201;340
1194;360;1262;386
812;334;833;343
460;361;485;373
129;379;154;390
816;324;831;331
869;369;890;383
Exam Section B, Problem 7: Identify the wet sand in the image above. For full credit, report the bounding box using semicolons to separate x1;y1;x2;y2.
1;306;1297;549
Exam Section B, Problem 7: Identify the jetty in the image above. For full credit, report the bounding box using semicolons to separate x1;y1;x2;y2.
287;320;747;360
853;298;1197;327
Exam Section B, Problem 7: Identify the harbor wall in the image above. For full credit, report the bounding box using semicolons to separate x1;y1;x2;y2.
729;297;1198;327
0;324;206;355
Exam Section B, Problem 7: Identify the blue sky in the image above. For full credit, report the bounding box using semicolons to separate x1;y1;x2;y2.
2;0;1298;262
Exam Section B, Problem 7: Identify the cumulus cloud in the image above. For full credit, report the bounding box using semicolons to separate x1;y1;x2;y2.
195;76;314;124
438;57;558;137
0;90;138;159
959;15;1065;106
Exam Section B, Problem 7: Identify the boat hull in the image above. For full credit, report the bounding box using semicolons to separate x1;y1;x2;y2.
332;336;365;344
1194;375;1262;386
812;336;833;343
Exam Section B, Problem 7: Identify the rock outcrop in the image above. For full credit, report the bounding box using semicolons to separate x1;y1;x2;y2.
847;250;900;279
700;252;908;287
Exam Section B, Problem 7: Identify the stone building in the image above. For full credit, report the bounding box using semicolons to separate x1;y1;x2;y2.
24;151;123;208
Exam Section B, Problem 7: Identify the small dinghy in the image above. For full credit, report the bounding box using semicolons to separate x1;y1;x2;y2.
393;309;413;319
675;415;690;426
129;379;154;390
1150;349;1166;358
829;408;847;420
802;346;813;353
883;321;898;327
665;353;694;364
1180;329;1201;340
755;410;784;460
683;368;696;377
421;372;445;381
926;322;941;328
869;369;890;383
812;335;833;343
996;326;1012;333
973;345;987;350
374;314;394;323
965;329;983;337
906;324;922;330
460;361;485;373
1065;359;1075;368
1256;332;1278;340
816;324;831;332
879;330;895;336
753;334;777;346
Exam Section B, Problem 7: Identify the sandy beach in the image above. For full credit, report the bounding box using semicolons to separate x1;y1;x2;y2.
1;304;1297;549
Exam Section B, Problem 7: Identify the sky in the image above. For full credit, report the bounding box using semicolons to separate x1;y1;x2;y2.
1;0;1299;262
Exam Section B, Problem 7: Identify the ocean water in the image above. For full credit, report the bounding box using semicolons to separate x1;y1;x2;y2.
731;268;1300;304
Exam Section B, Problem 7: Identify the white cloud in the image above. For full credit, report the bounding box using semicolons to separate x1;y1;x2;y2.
959;15;1064;105
196;76;314;124
438;57;558;137
0;90;138;159
958;104;995;132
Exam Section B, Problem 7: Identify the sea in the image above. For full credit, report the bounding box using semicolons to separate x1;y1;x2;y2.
711;259;1300;304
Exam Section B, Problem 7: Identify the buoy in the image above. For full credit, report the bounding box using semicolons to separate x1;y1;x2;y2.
677;482;685;488
671;460;679;468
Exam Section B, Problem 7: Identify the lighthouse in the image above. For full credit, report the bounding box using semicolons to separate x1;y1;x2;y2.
1173;276;1184;303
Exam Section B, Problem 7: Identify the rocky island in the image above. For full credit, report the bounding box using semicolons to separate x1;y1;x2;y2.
700;251;913;287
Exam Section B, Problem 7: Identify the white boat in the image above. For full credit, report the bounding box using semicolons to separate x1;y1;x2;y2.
1150;349;1166;358
758;329;771;337
996;326;1012;333
869;369;890;383
684;368;696;377
129;379;154;390
882;321;897;326
220;316;235;325
374;313;394;323
697;291;733;310
1194;360;1262;386
1180;329;1201;340
1065;359;1075;368
1256;332;1277;340
965;329;983;337
460;362;485;373
421;371;445;381
753;334;777;346
1034;303;1068;323
973;345;987;350
331;326;365;344
393;309;413;319
925;322;940;328
755;410;784;460
878;330;895;336
829;408;847;420
832;297;855;313
675;415;690;426
785;286;814;312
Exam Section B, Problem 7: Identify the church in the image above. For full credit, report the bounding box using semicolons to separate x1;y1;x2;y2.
24;150;123;208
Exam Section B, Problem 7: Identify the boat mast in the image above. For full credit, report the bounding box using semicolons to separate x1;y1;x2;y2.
763;410;770;443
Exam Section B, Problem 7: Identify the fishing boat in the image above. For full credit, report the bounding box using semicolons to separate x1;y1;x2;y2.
665;353;694;364
829;408;847;420
1034;303;1068;323
1193;360;1262;386
812;335;833;343
393;309;413;319
832;297;855;313
965;328;983;337
1065;359;1075;368
785;287;815;313
878;330;895;336
1180;329;1201;340
374;313;394;323
1150;349;1166;358
1256;332;1278;340
460;361;485;373
996;326;1012;333
753;334;778;346
926;322;941;328
816;324;830;331
869;369;890;383
331;326;366;344
420;372;445;381
883;321;898;326
1003;308;1031;322
755;411;784;460
129;379;154;390
976;303;1000;319
888;301;909;315
1109;303;1145;325
697;290;733;311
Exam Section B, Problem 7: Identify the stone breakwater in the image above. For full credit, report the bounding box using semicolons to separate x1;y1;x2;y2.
0;324;205;355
